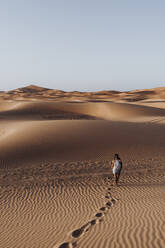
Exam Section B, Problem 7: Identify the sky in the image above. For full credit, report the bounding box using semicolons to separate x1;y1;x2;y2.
0;0;165;92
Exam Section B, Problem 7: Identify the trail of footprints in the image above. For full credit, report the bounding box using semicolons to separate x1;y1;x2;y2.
58;185;119;248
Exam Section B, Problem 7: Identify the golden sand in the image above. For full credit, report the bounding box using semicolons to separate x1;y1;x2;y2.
0;86;165;248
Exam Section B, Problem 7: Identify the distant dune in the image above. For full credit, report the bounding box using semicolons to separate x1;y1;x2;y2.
1;84;165;103
0;85;165;248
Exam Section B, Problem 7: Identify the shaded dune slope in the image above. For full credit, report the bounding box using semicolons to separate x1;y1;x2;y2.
1;101;165;120
0;119;165;168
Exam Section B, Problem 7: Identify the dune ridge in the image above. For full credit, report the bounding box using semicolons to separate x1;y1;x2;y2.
1;85;165;102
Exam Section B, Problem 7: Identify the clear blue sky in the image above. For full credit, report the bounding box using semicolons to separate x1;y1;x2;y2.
0;0;165;91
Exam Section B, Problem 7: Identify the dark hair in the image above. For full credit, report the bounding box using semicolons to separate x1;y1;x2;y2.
114;153;120;159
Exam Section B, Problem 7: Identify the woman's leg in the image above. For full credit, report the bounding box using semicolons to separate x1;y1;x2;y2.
116;174;120;184
117;170;121;184
114;174;118;185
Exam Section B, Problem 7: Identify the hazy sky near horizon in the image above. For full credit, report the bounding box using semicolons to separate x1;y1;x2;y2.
0;0;165;91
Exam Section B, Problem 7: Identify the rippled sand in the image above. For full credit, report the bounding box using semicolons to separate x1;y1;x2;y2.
0;173;165;248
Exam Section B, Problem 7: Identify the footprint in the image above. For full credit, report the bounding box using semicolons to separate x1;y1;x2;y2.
100;207;106;211
72;228;83;238
90;219;96;225
91;218;101;225
105;195;110;199
58;242;73;248
106;201;111;207
72;242;77;248
95;212;102;218
72;223;89;238
111;198;116;204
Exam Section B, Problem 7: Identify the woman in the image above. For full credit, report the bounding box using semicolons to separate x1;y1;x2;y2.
111;154;122;185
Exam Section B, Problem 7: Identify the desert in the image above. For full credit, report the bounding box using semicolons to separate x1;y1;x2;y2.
0;85;165;248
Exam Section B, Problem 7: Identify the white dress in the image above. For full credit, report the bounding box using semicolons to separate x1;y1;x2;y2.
113;159;121;175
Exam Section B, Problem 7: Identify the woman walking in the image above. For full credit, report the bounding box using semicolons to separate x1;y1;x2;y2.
111;154;122;185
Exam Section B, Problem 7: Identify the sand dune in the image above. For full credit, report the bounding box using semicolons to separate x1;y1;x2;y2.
0;118;165;170
1;101;165;121
0;85;165;248
134;99;165;109
1;85;165;102
0;99;165;168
